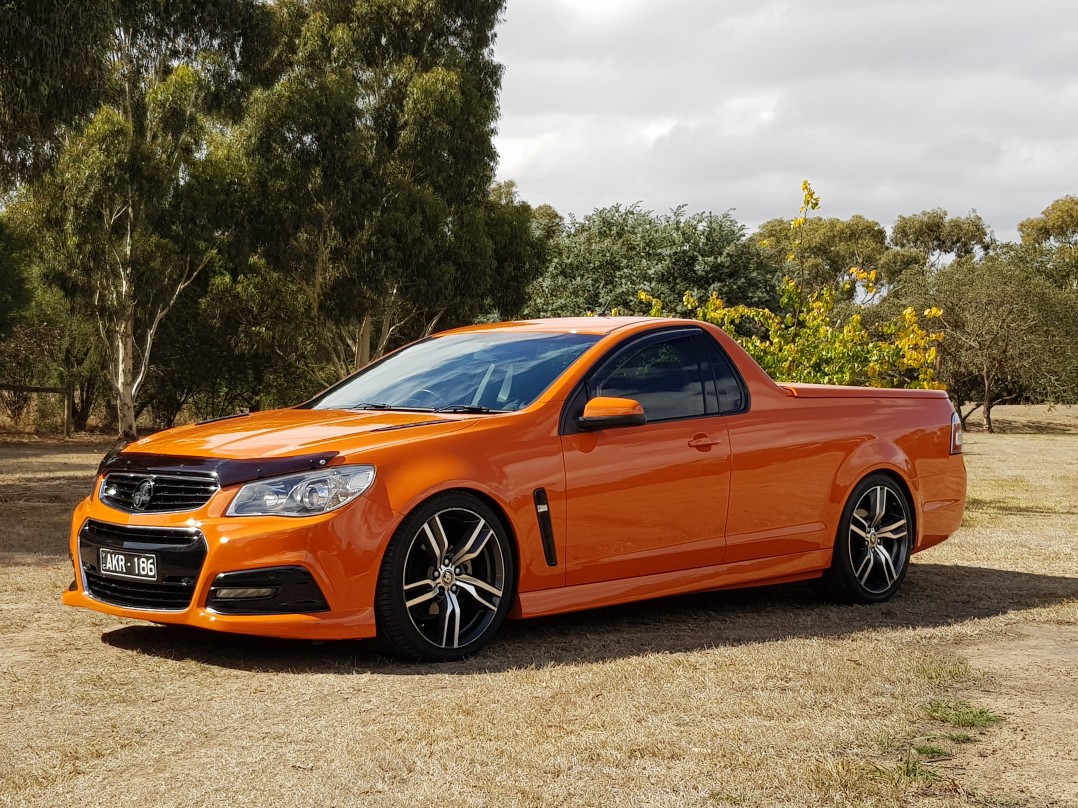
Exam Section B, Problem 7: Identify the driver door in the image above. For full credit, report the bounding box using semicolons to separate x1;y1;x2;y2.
560;329;732;586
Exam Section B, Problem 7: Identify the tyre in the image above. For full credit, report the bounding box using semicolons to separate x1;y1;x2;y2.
375;492;514;661
820;473;913;604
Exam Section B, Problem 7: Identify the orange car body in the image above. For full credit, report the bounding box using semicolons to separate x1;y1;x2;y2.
63;317;966;642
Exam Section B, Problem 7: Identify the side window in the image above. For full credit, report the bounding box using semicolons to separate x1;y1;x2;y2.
592;335;706;421
697;334;747;414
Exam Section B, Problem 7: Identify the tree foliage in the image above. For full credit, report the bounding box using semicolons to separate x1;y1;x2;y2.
1;0;537;433
654;282;943;389
894;245;1078;430
228;0;523;389
1018;195;1078;290
0;216;30;338
755;214;890;296
645;183;944;391
0;0;111;186
6;2;274;438
0;204;108;430
527;204;778;319
2;5;1076;435
890;208;992;272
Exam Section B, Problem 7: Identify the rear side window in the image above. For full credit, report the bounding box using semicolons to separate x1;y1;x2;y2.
696;333;747;414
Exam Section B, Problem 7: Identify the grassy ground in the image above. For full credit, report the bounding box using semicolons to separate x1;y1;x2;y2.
0;406;1075;807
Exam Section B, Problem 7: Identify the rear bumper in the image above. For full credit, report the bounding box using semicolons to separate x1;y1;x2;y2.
916;460;967;552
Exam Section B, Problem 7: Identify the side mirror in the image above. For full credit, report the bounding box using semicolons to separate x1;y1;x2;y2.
576;396;646;430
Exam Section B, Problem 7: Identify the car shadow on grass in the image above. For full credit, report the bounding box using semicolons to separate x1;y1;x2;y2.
973;418;1078;435
99;562;1078;675
964;496;1078;516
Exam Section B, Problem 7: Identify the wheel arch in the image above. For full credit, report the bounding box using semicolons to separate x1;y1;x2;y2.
376;437;563;597
838;466;919;548
445;486;521;597
831;439;920;541
867;467;917;540
372;485;522;660
389;485;522;599
819;465;919;604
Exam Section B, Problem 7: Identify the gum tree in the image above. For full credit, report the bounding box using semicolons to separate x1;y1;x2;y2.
1019;195;1078;290
238;0;520;382
2;1;273;438
902;247;1077;430
0;1;111;187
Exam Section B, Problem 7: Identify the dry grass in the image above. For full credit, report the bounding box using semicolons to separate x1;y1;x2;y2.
1;407;1076;808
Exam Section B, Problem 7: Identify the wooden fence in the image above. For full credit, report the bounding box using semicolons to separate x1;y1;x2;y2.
0;383;75;436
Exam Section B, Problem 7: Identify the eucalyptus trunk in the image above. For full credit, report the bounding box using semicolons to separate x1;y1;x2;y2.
114;306;138;439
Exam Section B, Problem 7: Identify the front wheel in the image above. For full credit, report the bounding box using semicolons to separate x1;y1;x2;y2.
375;493;514;661
820;474;913;604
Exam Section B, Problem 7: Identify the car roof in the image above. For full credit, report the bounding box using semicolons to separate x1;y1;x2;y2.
439;316;672;337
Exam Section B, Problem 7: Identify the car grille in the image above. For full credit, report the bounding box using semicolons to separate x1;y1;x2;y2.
79;520;207;611
82;520;202;548
100;471;219;513
82;570;197;610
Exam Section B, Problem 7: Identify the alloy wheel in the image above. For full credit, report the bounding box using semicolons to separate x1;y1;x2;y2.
847;484;911;595
399;507;507;651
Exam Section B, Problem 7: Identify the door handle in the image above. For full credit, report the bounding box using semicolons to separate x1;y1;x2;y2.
687;433;723;448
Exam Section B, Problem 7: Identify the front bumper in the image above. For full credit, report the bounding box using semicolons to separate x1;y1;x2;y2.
62;488;399;640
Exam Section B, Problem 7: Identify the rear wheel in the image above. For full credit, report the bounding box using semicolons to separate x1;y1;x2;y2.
375;493;514;661
820;474;913;604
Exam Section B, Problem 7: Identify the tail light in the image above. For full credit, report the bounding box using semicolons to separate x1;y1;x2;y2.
950;411;963;454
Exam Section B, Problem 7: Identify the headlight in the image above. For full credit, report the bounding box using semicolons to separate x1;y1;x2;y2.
226;465;376;517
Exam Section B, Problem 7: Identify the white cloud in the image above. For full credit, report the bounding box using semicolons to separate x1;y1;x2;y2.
493;0;1078;239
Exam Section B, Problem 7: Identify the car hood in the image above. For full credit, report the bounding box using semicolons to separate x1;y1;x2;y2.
120;408;477;460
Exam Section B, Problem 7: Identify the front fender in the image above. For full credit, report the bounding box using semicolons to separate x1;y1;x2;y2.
358;414;567;595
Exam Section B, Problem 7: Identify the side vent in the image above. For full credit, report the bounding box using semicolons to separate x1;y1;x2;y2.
532;488;558;567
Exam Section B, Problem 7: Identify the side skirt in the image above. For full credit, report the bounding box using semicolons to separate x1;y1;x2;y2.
511;549;831;619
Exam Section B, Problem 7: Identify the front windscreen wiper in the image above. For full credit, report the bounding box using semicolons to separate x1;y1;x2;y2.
434;405;508;414
350;403;435;412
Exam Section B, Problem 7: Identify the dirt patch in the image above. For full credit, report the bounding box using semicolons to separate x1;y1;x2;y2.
0;441;110;563
938;624;1078;807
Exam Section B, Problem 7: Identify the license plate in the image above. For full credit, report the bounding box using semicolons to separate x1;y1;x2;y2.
98;548;158;581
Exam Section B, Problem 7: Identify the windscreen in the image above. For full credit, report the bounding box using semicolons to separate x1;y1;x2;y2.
310;331;601;413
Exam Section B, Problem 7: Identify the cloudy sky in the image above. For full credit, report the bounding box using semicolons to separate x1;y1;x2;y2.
492;0;1078;241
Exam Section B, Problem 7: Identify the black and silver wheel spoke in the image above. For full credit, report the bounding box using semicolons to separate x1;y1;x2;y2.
854;550;874;584
876;518;907;540
440;591;462;648
403;578;439;609
871;486;887;525
456;574;502;611
422;516;451;561
875;546;898;586
452;520;493;565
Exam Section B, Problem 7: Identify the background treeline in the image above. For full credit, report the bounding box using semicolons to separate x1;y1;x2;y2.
1;1;1076;436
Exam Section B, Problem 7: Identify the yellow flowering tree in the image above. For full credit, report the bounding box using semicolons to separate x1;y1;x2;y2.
642;181;946;390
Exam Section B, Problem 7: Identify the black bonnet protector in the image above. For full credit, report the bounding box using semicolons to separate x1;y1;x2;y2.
97;444;340;488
